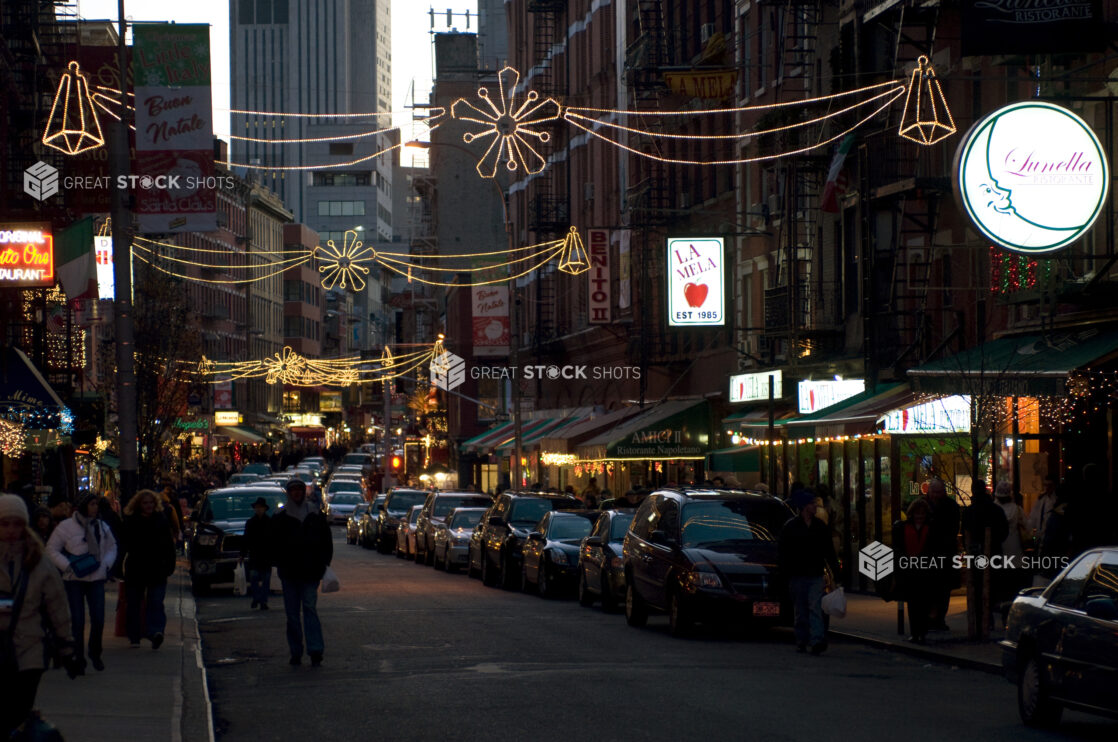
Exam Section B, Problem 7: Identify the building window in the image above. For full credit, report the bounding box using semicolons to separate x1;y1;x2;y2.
329;142;354;156
317;200;366;217
239;0;254;24
312;171;371;187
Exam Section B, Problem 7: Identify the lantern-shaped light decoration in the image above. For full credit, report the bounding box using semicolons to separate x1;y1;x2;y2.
557;227;589;275
898;56;956;146
43;61;106;156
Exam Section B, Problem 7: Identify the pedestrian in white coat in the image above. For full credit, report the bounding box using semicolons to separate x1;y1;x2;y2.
45;494;117;672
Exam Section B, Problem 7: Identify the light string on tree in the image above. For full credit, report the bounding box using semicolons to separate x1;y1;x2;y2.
0;419;27;458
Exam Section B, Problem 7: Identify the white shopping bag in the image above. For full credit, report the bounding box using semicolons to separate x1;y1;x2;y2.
822;586;847;618
321;566;340;594
233;563;247;596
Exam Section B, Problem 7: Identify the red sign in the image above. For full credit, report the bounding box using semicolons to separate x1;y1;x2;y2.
0;226;54;287
472;285;509;357
588;229;610;324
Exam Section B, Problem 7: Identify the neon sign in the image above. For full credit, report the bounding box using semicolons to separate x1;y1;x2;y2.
0;226;54;286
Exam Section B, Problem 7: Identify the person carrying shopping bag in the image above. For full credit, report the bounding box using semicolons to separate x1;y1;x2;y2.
240;497;274;610
121;490;177;649
45;493;117;673
1;494;83;737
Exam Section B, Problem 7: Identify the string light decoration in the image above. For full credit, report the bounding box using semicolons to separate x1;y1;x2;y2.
43;61;105;155
557;227;590;275
0;405;73;431
897;56;956;146
450;66;562;178
988;246;1054;295
197;343;441;388
0;420;26;458
318;231;375;291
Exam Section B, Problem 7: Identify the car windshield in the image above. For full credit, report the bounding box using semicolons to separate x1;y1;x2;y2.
242;464;271;476
609;513;634;542
433;496;490;517
203;491;286;522
449;510;485;529
353;505;368;516
387;491;426;514
509;499;559;526
343;454;368;465
680;500;788;548
331;494;363;505
408;508;422;524
548;516;593;541
328;481;362;493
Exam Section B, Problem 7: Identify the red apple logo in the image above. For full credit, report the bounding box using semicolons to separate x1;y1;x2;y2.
683;282;708;308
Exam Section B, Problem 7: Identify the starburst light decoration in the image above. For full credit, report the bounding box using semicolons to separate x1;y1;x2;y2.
318;230;376;291
557;227;590;275
450;66;562;178
263;347;308;385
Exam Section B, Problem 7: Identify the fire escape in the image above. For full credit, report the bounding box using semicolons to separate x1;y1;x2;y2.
526;0;568;350
856;1;947;381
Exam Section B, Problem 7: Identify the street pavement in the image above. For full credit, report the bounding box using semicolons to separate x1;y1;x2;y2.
198;528;1117;742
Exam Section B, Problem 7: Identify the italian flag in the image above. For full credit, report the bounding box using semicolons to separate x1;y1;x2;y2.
57;217;97;301
820;135;854;214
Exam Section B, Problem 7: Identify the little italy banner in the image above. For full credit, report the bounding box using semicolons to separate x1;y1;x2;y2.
132;24;217;233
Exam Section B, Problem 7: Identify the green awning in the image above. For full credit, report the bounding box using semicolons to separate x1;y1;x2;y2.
98;454;119;470
579;399;711;459
460;420;516;454
785;383;912;436
216;425;265;444
705;445;761;473
492;416;579;453
909;328;1118;395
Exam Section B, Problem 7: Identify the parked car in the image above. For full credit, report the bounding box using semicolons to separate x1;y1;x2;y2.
432;507;488;572
396;505;423;559
241;462;272;478
468;492;582;590
578;508;636;610
227;473;262;486
414;492;493;565
346;503;369;545
325;478;367;502
622;489;794;637
325;492;364;525
376;489;428;553
1001;547;1118;727
358;495;385;549
342;452;374;476
522;510;599;597
188;485;286;594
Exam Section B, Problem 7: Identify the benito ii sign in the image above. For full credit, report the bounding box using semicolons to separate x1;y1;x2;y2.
955;101;1109;254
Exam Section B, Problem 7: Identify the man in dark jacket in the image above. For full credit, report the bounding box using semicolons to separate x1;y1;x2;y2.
779;489;841;655
240;497;273;610
272;480;332;666
924;478;961;630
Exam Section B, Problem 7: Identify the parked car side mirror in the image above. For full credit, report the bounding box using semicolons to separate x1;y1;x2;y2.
584;536;604;548
488;515;503;527
528;531;544;541
1085;597;1118;622
649;530;673;547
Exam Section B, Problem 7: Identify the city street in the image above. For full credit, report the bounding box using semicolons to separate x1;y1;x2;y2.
198;527;1117;742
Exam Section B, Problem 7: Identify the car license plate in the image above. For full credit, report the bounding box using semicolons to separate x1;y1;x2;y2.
752;601;780;617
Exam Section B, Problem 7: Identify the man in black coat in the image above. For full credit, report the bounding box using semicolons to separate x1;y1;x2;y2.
272;480;333;666
779;489;841;655
924;478;961;630
240;497;273;610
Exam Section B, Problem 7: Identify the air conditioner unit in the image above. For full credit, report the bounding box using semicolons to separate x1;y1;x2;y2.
700;23;716;45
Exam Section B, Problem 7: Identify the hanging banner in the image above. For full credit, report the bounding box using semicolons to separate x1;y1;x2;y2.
132;24;217;233
961;0;1104;56
664;70;738;100
667;237;724;326
616;230;631;311
213;380;233;410
472;285;510;357
588;229;610;324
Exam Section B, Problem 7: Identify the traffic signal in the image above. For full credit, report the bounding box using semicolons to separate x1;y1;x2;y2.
391;455;402;471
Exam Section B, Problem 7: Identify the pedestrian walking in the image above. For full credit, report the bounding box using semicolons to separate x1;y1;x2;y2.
963;482;1009;633
778;489;841;655
0;495;82;737
45;493;117;672
993;481;1028;627
272;479;332;666
241;497;273;610
581;478;601;508
121;490;177;649
923;479;960;630
892;499;936;643
30;507;53;544
1026;476;1057;547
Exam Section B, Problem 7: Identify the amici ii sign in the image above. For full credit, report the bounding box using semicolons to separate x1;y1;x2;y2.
955;101;1109;254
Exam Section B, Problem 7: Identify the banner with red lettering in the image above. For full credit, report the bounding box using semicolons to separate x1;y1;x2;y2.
132;24;216;233
588;229;610;324
472;285;509;357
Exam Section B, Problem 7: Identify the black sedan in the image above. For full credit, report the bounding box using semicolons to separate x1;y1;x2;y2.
188;485;286;594
578;508;636;610
346;503;369;545
375;488;428;554
1001;547;1118;727
432;507;488;572
622;489;794;637
522;510;599;597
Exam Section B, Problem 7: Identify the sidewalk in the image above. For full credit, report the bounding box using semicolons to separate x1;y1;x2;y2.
35;569;213;742
829;592;1004;674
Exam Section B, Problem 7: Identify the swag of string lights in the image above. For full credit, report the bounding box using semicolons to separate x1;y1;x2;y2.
131;226;590;291
44;57;953;171
195;341;444;389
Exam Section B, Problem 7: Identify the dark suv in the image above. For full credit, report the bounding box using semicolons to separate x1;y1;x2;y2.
375;488;429;553
468;491;581;590
188;485;286;594
622;489;794;636
414;492;493;565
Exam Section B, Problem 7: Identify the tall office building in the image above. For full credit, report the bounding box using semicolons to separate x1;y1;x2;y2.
230;0;393;244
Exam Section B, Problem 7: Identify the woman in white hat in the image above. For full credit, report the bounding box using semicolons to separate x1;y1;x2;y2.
0;494;80;736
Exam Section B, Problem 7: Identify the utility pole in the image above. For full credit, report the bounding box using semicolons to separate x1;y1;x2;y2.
505;191;523;489
111;0;138;500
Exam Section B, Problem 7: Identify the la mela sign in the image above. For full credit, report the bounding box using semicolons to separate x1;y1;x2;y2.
956;101;1109;254
668;237;724;327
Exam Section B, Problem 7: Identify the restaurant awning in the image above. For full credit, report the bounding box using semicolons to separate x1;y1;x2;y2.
460;420;516;454
705;445;761;474
723;404;799;428
785;383;913;438
0;346;69;428
288;425;326;439
579;399;710;460
908;328;1118;395
492;416;579;453
539;406;643;453
216;425;266;444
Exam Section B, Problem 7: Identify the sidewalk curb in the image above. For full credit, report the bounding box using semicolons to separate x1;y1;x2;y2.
830;630;1003;675
176;574;216;742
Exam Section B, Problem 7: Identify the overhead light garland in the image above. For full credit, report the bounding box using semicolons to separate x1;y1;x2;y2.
197;342;441;388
